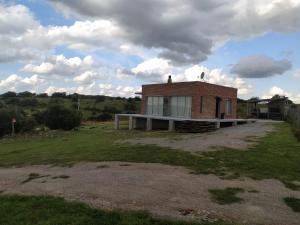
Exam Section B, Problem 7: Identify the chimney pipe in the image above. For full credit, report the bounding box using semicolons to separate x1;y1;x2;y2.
167;75;172;84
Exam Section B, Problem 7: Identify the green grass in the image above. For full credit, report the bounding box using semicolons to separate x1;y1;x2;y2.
204;122;300;187
0;195;234;225
0;122;299;189
283;197;300;212
209;188;244;205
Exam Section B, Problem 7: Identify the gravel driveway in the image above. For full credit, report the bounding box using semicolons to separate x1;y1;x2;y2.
120;121;276;153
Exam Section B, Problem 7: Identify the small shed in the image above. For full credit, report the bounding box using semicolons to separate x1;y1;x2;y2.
247;96;290;120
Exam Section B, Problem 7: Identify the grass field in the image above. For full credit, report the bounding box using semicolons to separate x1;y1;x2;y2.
0;122;299;189
0;195;234;225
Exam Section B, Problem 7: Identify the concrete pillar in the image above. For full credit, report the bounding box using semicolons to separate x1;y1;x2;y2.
129;116;133;130
133;117;137;129
114;114;120;130
146;118;152;131
232;121;238;126
215;121;220;129
168;120;174;131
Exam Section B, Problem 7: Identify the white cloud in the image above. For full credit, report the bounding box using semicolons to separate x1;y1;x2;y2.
73;71;99;85
262;86;300;103
131;58;172;82
179;65;253;96
0;4;38;34
0;4;50;63
44;82;140;97
121;60;252;96
22;55;98;78
47;20;123;51
0;74;44;93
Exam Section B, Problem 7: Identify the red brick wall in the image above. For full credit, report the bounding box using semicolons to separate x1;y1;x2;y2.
141;81;237;119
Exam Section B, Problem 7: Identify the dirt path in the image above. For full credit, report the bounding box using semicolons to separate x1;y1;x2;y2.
120;121;276;153
0;162;299;225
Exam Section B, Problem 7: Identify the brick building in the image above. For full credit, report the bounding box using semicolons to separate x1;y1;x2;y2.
140;80;237;119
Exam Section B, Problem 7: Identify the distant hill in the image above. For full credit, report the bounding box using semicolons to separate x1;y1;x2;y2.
0;91;141;121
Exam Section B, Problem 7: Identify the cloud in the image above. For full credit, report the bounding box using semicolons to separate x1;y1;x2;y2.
121;58;252;96
0;74;44;93
45;83;140;97
0;4;38;34
0;71;139;97
293;69;300;78
131;58;172;82
49;0;300;65
0;4;50;63
73;71;99;85
22;55;100;78
262;86;300;103
231;55;292;78
180;65;253;96
3;1;300;65
47;20;123;51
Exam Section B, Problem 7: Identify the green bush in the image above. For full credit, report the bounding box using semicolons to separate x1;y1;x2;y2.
0;108;37;137
0;109;11;137
44;104;81;130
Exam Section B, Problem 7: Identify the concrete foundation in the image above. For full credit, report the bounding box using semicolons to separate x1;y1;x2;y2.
114;114;256;132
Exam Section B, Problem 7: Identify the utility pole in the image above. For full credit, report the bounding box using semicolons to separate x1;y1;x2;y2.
11;118;16;137
77;97;80;111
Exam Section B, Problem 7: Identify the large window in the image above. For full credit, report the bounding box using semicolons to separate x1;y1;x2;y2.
225;99;232;115
146;96;192;118
146;96;163;116
170;96;192;118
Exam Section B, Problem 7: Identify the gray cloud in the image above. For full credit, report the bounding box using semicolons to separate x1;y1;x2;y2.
231;55;292;78
49;0;300;65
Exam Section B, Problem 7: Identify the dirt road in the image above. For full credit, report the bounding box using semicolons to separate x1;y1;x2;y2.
0;162;299;225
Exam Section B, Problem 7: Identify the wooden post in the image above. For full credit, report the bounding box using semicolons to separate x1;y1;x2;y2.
11;121;15;136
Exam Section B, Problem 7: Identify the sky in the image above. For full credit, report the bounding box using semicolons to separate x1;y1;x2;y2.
0;0;299;102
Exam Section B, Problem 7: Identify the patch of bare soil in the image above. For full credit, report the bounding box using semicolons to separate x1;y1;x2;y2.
0;162;299;225
120;122;276;153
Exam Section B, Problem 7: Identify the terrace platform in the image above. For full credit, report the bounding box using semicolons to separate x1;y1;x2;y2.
115;114;256;132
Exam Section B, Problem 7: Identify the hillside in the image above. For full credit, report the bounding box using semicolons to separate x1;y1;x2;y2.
0;91;141;121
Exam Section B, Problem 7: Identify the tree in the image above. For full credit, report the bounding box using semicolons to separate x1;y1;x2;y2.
51;92;67;98
17;91;35;97
37;93;48;98
44;104;81;130
0;109;11;137
1;91;17;98
124;101;136;112
0;108;36;137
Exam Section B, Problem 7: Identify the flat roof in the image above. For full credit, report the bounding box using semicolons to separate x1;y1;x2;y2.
142;81;237;90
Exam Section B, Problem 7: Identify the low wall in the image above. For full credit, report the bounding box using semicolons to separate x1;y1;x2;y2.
288;105;300;128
